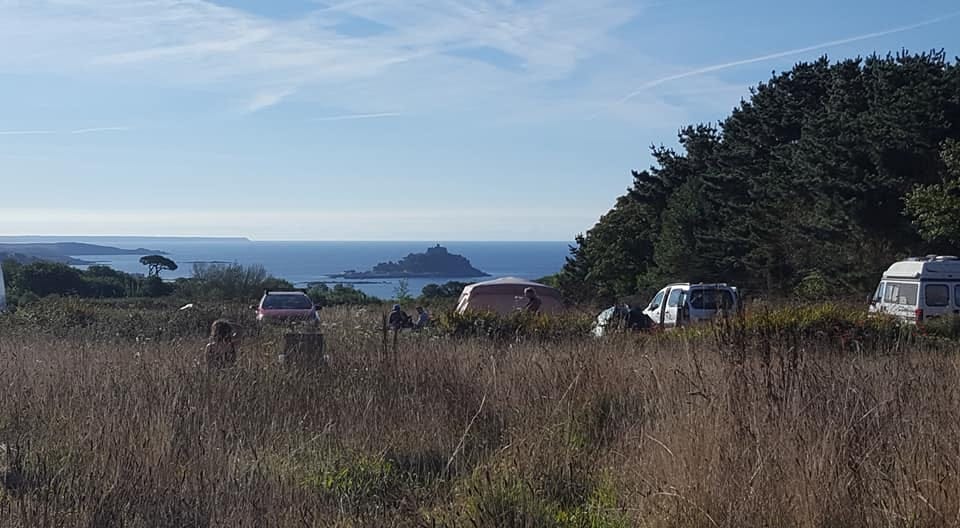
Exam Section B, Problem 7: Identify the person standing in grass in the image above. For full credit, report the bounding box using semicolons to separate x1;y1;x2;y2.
523;287;542;314
205;319;238;369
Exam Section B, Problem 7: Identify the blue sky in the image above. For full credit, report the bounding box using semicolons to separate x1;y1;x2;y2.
1;0;958;241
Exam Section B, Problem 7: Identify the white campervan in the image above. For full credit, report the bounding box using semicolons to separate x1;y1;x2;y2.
642;283;739;328
870;256;960;323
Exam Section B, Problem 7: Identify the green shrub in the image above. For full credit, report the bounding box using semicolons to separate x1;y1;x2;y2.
713;303;912;353
289;449;445;518
442;470;628;528
176;263;292;300
307;283;378;306
794;271;831;301
921;315;960;340
434;310;593;341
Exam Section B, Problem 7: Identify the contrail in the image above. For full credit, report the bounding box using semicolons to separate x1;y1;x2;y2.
313;112;402;122
614;10;960;106
0;127;130;136
70;126;131;134
0;130;56;136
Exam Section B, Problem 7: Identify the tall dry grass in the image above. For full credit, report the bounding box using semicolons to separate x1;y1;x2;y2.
1;305;959;527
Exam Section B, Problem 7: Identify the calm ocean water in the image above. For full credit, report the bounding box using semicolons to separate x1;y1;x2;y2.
45;239;572;299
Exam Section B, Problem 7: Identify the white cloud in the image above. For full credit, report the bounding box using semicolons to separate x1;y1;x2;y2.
244;89;297;113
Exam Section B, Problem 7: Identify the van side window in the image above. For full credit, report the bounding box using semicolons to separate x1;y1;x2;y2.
883;282;918;306
925;284;949;307
956;285;960;306
667;289;684;307
690;289;734;310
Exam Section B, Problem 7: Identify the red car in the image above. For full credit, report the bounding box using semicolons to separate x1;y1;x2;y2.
256;291;320;326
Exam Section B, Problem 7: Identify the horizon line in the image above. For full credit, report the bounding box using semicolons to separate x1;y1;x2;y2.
0;235;575;243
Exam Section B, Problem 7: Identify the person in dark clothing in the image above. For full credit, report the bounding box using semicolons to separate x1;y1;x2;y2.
388;304;413;330
523;287;542;313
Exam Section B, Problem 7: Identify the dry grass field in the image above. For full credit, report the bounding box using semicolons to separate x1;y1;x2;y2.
1;304;959;527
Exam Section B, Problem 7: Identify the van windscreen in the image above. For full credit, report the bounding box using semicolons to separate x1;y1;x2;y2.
883;282;918;306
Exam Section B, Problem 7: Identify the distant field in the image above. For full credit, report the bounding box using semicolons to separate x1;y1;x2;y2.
1;303;958;527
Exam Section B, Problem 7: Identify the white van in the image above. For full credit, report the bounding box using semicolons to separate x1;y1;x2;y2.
869;256;960;323
642;283;739;328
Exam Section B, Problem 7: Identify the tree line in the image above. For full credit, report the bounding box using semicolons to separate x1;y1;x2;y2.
557;51;960;304
1;257;469;308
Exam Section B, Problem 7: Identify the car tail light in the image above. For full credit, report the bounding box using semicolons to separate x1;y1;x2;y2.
915;308;924;323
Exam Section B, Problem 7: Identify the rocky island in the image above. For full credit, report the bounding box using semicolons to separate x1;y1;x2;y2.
333;245;489;279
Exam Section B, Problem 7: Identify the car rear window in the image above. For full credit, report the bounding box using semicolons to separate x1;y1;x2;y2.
883;282;918;306
262;294;313;309
689;289;735;310
925;284;949;307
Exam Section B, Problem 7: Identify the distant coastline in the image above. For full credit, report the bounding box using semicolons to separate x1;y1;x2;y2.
0;236;252;244
0;242;167;266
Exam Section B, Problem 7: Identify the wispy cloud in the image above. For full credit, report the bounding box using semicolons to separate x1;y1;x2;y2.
245;89;296;113
313;112;402;122
0;0;642;115
613;10;960;106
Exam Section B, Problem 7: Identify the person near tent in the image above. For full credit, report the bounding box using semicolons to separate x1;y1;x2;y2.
388;304;413;330
414;306;431;330
523;287;542;313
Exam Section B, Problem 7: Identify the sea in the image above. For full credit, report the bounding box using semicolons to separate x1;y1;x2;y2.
9;238;573;299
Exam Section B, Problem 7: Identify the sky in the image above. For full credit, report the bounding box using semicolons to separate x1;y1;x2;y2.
1;0;959;241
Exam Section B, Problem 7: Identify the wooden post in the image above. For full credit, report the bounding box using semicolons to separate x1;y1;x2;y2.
381;313;388;363
280;332;325;368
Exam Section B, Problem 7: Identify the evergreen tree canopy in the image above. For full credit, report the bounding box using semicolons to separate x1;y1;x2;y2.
560;51;960;302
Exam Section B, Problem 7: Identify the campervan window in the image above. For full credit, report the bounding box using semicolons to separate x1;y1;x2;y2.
956;285;960;306
689;289;734;310
925;284;950;307
883;282;918;305
667;289;684;307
